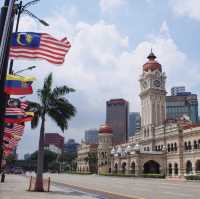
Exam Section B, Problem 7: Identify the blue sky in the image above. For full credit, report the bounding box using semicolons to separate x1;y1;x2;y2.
1;0;200;158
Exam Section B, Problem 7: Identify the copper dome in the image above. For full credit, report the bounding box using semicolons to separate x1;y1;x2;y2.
143;51;162;72
99;124;112;134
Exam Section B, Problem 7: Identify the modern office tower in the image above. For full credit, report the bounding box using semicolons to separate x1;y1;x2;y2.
171;86;185;96
128;112;141;137
166;89;198;123
106;98;129;145
85;129;98;144
64;139;80;154
44;133;64;153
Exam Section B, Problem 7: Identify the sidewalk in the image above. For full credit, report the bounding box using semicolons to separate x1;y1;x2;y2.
0;174;96;199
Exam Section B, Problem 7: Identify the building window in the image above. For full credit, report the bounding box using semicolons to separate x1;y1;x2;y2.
174;143;177;152
188;141;192;150
171;143;174;152
184;142;188;151
174;163;178;176
167;144;170;152
194;140;198;150
186;161;193;174
168;163;172;176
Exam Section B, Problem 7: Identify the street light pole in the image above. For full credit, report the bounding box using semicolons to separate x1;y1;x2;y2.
9;0;49;74
0;0;16;174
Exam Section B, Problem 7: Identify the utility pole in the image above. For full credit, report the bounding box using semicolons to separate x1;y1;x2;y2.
0;0;16;174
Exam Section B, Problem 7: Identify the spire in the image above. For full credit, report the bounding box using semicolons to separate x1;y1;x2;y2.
147;49;157;60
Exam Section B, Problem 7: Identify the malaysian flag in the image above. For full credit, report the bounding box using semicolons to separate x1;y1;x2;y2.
3;123;25;151
4;123;25;137
5;101;33;123
10;32;71;65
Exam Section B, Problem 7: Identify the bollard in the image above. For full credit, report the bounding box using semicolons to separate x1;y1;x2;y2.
1;172;5;183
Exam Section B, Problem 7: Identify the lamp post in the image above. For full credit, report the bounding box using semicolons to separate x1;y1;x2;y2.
0;0;48;173
9;0;49;74
0;0;16;175
14;65;36;74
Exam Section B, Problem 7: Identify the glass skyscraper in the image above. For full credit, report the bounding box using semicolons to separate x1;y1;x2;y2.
166;90;198;123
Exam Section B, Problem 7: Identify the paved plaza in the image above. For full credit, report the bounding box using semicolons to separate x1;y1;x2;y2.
0;174;107;199
1;174;200;199
47;174;200;199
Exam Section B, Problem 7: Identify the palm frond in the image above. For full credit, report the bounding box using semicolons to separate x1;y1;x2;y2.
47;97;76;132
48;108;68;132
27;101;43;129
39;73;53;106
51;86;75;99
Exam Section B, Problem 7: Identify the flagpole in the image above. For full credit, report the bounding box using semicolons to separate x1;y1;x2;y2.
0;0;16;174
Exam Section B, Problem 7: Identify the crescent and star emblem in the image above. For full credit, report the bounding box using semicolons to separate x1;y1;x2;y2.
17;33;33;46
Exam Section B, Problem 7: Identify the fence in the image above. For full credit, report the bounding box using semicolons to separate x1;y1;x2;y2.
28;176;51;192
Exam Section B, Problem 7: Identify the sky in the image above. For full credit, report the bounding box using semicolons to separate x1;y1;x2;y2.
1;0;200;158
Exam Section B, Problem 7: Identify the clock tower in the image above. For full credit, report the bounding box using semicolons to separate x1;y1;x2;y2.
139;51;166;140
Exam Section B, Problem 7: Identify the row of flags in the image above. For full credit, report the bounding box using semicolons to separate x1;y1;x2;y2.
2;32;71;157
3;101;32;156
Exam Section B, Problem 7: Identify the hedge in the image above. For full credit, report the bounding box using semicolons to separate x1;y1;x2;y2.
185;175;200;181
100;173;165;178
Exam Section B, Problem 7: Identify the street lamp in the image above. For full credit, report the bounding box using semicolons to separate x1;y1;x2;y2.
9;0;49;74
14;65;36;74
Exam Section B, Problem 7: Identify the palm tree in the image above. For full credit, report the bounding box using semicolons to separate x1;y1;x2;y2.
29;73;76;191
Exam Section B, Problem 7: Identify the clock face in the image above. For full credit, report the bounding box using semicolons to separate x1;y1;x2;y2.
153;80;161;87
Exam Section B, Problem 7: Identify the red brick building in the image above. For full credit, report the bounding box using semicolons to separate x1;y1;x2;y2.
44;133;64;153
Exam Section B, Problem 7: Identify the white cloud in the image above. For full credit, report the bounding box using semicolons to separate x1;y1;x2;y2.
170;0;200;21
99;0;127;12
17;10;198;158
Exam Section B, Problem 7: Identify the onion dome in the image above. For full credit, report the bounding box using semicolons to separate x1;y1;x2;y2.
143;50;162;72
99;124;112;134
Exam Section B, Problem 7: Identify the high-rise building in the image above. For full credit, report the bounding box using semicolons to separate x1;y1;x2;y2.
171;86;185;96
64;139;80;154
44;133;64;153
106;98;129;145
166;90;198;123
128;112;141;137
85;129;98;144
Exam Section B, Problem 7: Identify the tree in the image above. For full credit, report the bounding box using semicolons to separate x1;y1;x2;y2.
29;73;76;191
30;150;57;171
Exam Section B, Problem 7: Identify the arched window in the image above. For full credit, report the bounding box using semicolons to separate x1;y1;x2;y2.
114;163;118;173
188;141;192;150
130;162;136;174
168;163;172;176
184;142;188;151
198;140;200;149
101;152;104;158
195;160;200;174
167;144;170;152
186;161;192;174
122;162;127;174
158;145;161;151
171;143;174;152
155;146;158;151
174;143;177;152
174;163;178;176
194;140;198;150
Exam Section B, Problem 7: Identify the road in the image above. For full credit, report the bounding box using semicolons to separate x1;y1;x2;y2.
46;173;200;199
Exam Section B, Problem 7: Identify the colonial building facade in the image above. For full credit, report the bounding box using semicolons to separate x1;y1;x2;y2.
98;52;200;177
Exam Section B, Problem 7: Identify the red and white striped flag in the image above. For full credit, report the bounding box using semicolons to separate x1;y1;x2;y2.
10;32;71;65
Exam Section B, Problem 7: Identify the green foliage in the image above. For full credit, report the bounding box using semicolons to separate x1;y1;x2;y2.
29;150;58;171
59;152;77;163
5;154;16;166
141;173;165;178
185;175;200;181
100;173;165;178
28;72;76;132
